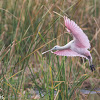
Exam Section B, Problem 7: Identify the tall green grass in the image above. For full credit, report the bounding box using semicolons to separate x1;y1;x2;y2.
0;0;100;99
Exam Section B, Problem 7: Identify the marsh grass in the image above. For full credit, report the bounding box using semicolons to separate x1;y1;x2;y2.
0;0;100;99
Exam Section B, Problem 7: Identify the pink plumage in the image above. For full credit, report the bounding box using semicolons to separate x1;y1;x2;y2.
53;49;86;58
64;16;90;49
42;16;95;71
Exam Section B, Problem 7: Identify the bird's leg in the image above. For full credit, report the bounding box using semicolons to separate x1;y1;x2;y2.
90;65;95;72
87;56;95;72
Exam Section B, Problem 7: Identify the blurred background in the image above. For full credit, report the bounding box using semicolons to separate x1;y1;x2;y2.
0;0;100;99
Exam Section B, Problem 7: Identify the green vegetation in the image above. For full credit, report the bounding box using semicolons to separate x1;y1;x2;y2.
0;0;100;99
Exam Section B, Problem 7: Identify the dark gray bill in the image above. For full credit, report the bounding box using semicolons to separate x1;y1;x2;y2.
42;49;52;55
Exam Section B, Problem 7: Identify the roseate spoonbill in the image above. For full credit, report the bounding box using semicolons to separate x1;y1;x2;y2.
42;16;95;72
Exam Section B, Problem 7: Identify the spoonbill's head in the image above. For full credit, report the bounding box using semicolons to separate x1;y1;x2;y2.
51;45;60;51
42;45;60;55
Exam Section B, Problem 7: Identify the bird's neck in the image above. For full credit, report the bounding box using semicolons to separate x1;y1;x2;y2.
57;46;68;50
56;40;74;50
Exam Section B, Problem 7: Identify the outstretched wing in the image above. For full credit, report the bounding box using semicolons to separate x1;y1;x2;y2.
53;49;86;58
64;16;90;49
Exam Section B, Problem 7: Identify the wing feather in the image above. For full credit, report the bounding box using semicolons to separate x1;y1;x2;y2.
53;49;86;58
64;16;90;49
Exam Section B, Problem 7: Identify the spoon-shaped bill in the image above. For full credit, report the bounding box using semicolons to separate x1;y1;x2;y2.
42;49;52;55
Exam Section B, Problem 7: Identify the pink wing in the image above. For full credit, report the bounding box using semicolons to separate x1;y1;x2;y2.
64;16;90;49
53;49;86;58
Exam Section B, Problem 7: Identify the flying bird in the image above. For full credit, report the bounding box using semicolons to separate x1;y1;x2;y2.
42;16;95;72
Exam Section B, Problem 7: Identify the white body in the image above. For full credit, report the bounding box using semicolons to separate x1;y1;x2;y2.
42;16;95;72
